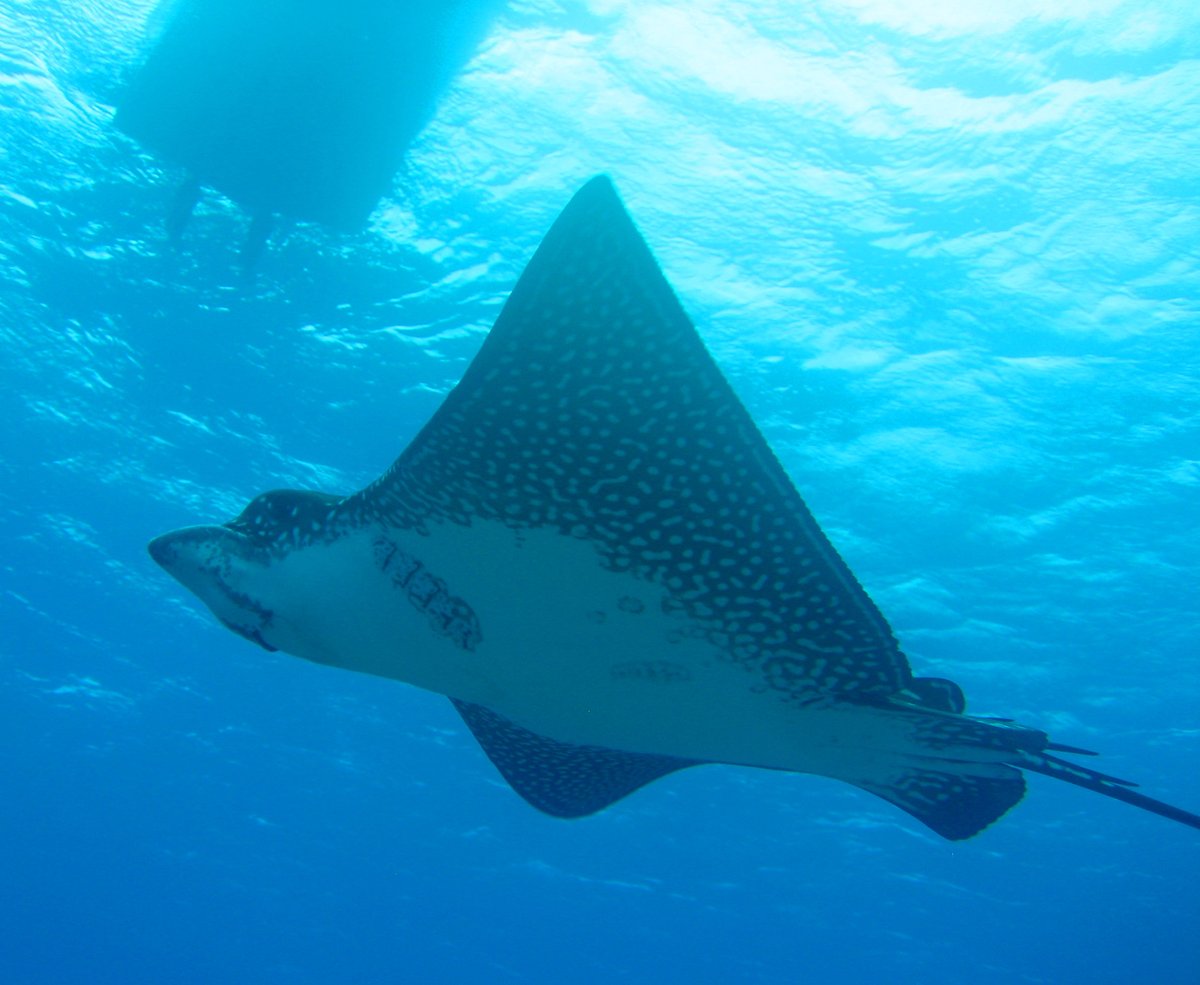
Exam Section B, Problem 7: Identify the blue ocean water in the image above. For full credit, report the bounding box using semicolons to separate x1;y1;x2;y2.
2;0;1198;982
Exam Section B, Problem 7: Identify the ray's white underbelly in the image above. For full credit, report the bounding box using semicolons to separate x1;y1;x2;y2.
265;519;909;774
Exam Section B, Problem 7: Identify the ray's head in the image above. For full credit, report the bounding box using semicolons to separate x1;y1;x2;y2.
148;489;342;653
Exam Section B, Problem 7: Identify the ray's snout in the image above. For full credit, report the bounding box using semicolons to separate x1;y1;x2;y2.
148;533;177;569
147;524;278;653
147;525;240;582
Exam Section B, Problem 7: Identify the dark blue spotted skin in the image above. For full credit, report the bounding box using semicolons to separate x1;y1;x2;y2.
854;767;1027;842
344;176;912;706
226;489;345;551
223;180;913;703
451;699;697;818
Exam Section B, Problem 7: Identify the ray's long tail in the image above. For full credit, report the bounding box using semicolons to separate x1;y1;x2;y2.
1014;748;1200;831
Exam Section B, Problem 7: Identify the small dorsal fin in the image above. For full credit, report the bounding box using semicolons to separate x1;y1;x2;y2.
451;699;699;818
906;676;966;714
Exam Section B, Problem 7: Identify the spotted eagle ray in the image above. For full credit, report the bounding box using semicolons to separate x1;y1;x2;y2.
149;176;1200;840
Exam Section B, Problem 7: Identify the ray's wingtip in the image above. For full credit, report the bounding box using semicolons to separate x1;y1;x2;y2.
567;173;621;209
580;172;616;192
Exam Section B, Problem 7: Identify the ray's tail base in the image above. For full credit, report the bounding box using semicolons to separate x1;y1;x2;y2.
853;700;1200;840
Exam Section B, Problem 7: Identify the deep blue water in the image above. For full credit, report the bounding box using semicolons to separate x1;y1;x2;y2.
2;1;1199;983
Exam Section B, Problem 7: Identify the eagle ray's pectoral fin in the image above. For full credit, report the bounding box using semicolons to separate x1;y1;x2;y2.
451;699;702;818
853;766;1028;841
